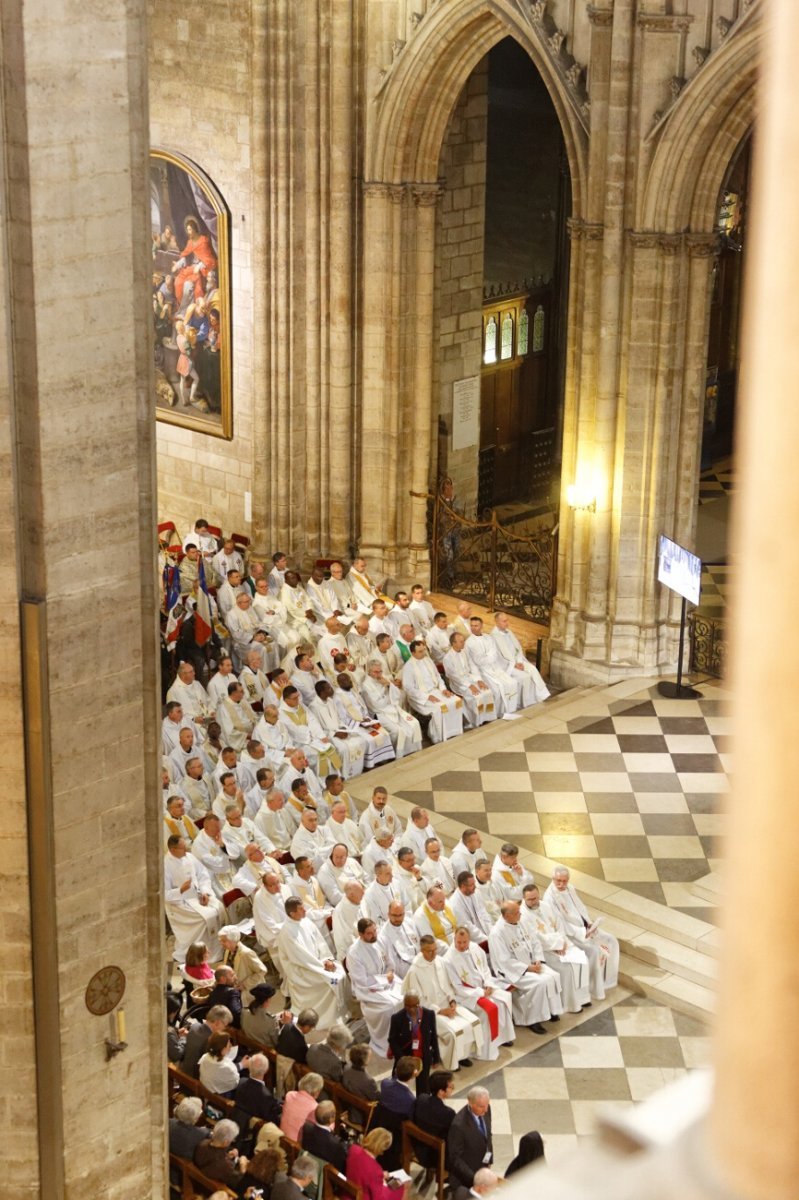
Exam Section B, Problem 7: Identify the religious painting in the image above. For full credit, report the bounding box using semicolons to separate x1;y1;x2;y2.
150;150;232;438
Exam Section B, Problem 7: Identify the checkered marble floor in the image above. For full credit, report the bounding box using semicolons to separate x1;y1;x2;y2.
391;681;729;923
698;456;735;505
449;992;711;1173
697;562;732;617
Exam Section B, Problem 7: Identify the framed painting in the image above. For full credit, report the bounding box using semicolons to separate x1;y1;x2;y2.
150;149;232;438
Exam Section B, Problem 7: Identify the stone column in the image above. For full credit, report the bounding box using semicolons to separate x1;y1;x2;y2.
359;182;397;572
0;2;164;1197
406;184;442;577
709;0;799;1193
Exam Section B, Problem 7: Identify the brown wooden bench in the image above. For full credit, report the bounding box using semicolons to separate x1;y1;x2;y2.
169;1152;237;1199
168;1062;237;1121
323;1161;363;1200
401;1120;447;1200
326;1080;378;1137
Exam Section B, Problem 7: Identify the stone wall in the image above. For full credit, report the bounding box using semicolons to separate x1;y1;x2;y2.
0;1;165;1195
433;64;488;516
149;0;257;541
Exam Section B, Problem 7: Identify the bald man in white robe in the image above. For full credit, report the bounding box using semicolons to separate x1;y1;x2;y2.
491;612;550;706
488;902;563;1031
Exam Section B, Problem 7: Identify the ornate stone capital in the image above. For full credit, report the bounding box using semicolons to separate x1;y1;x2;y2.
686;232;721;257
568;218;604;242
628;230;660;250
637;12;693;33
529;0;547;26
362;180;395;201
658;233;683;256
411;182;443;208
587;4;613;28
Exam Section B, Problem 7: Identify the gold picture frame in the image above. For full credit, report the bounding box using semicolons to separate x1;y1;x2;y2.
150;149;232;438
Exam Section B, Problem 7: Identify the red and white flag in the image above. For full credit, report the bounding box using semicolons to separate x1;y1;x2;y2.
195;559;213;646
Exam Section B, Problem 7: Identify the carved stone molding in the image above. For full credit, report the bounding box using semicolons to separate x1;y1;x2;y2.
529;0;547;25
587;5;613;28
717;16;732;38
658;233;682;256
411;182;444;207
392;38;405;60
686;232;721;257
692;45;709;66
628;230;659;250
566;62;583;89
669;75;685;100
362;181;406;202
637;12;693;33
568;218;604;242
548;28;565;55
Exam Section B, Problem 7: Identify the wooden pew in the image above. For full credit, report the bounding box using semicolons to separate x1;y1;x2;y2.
323;1162;363;1200
401;1120;448;1200
326;1080;377;1138
169;1152;237;1199
168;1062;237;1121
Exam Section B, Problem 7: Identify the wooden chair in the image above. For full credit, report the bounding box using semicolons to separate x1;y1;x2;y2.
169;1152;237;1199
322;1163;363;1200
326;1080;378;1138
401;1121;448;1200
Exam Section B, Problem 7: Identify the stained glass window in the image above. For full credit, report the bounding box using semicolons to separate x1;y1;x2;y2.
500;313;513;360
518;308;529;356
484;316;497;364
532;304;545;353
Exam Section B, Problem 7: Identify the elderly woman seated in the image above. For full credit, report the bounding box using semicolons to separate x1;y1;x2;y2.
193;1119;250;1192
168;1096;206;1160
279;1072;324;1141
219;925;269;1004
306;1022;353;1083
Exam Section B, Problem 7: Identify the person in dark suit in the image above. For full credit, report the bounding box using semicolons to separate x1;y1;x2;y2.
205;966;243;1027
379;1057;418;1118
182;1004;234;1078
447;1088;493;1188
306;1024;352;1083
342;1043;379;1102
387;991;440;1093
270;1153;318;1200
277;1008;319;1064
300;1101;348;1173
232;1051;282;1130
412;1070;456;1177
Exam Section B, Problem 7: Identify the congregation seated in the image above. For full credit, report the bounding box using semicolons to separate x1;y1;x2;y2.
347;1128;406;1200
198;1029;240;1096
205;965;243;1027
239;1145;289;1197
232;1052;282;1128
306;1022;353;1083
276;1008;318;1064
183;1004;234;1078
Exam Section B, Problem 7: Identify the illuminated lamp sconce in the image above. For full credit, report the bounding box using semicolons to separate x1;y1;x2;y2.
566;483;596;512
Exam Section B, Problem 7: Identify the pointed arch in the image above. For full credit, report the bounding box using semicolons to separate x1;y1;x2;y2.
642;21;759;233
367;0;587;214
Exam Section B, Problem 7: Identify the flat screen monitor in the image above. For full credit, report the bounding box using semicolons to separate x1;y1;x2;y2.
657;535;701;607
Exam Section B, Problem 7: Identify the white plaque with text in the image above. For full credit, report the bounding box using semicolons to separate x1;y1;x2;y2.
452;375;480;451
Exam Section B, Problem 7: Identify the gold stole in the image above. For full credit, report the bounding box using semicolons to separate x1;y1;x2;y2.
424;903;456;941
283;706;308;727
165;815;198;841
499;870;516;885
226;699;250;731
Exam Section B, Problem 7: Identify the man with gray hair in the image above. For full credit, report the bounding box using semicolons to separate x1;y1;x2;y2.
307;1023;353;1083
543;865;619;1000
332;878;364;959
271;1154;318;1200
447;1086;493;1189
300;1099;347;1172
168;1096;206;1159
232;1051;281;1127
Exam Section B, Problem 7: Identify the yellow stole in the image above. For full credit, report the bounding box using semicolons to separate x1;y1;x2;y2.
424;903;457;941
499;869;516;885
165;815;198;841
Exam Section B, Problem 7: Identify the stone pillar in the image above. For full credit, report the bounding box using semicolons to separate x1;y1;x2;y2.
1;2;164;1198
710;0;799;1193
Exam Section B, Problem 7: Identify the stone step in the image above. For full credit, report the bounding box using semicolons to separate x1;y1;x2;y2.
618;952;715;1023
690;871;723;905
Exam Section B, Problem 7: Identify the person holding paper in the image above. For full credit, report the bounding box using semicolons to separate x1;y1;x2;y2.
443;928;515;1060
543;866;620;1000
520;883;591;1013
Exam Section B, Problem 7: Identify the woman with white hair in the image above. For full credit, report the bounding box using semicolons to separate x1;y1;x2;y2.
168;1096;206;1159
193;1118;249;1190
219;925;268;1004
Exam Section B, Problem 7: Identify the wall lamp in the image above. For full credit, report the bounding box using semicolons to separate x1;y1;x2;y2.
566;484;596;512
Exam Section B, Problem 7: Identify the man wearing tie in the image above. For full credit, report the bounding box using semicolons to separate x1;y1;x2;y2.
446;1087;493;1188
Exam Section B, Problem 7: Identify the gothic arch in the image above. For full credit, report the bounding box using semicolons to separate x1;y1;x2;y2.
642;20;758;233
368;0;587;213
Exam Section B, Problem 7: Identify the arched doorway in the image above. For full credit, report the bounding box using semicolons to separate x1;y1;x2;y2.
433;38;571;522
358;1;586;581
